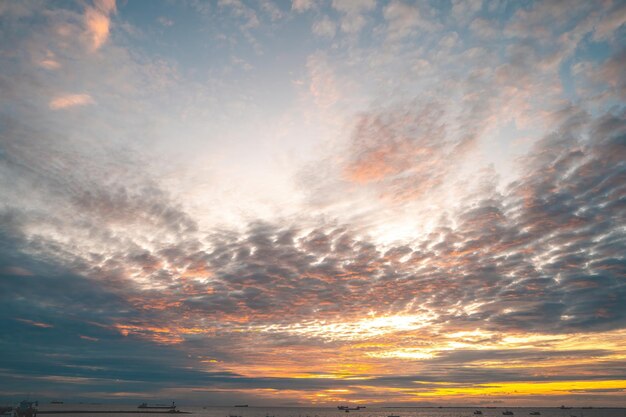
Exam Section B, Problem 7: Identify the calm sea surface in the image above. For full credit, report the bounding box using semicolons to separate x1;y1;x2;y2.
29;405;626;417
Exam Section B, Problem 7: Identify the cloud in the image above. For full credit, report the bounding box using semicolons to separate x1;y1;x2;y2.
84;0;117;51
260;0;284;21
306;52;340;108
218;0;260;29
292;0;314;13
591;0;626;41
16;318;54;328
1;265;33;276
157;16;174;27
1;104;625;399
2;0;626;405
48;94;95;109
331;0;376;34
312;16;336;38
383;0;438;40
451;0;482;23
343;102;452;193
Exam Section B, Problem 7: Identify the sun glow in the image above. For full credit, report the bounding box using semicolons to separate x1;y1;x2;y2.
258;312;438;341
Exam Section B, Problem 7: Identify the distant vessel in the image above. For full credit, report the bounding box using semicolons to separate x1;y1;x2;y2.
14;401;38;417
530;412;541;416
338;406;365;411
234;405;249;408
502;411;514;416
50;401;63;405
474;411;483;415
138;402;176;410
560;406;572;409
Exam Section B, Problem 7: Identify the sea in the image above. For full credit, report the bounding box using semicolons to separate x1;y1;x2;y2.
25;405;626;417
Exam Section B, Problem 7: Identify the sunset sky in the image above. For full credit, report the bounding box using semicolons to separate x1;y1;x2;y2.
1;0;625;407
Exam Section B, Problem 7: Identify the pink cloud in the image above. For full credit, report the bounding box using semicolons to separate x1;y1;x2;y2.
2;266;34;276
49;94;95;110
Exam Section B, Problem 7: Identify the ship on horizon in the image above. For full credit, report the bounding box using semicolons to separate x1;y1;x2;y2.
338;406;366;412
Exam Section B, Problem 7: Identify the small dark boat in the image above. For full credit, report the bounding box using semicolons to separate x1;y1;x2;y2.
234;405;248;408
474;411;483;415
503;411;514;416
530;413;541;416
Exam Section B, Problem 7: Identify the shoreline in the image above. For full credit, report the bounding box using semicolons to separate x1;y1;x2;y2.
37;411;191;414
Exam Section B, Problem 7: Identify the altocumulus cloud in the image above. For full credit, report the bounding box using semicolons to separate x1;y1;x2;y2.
0;0;625;406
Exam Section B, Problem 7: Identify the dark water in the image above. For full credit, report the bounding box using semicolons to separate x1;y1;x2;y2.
29;405;626;417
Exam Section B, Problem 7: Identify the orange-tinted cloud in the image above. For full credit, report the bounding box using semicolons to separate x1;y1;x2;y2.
84;0;116;51
16;318;54;328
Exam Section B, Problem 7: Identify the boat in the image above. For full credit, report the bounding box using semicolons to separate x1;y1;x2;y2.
474;411;483;415
138;402;176;409
503;411;514;416
530;413;541;416
387;415;400;417
234;405;248;408
560;406;572;409
50;402;63;405
14;401;38;417
338;407;365;411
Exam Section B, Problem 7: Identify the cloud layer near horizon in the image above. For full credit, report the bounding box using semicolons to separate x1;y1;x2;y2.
1;0;625;407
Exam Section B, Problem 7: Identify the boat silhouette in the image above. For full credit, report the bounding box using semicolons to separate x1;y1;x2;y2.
138;401;176;410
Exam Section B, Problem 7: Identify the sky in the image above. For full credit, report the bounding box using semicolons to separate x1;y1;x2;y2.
0;0;625;408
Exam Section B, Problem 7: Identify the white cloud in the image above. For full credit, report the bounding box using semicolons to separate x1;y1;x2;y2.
383;0;436;40
291;0;314;13
312;16;337;38
218;0;259;29
157;16;174;27
331;0;376;34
